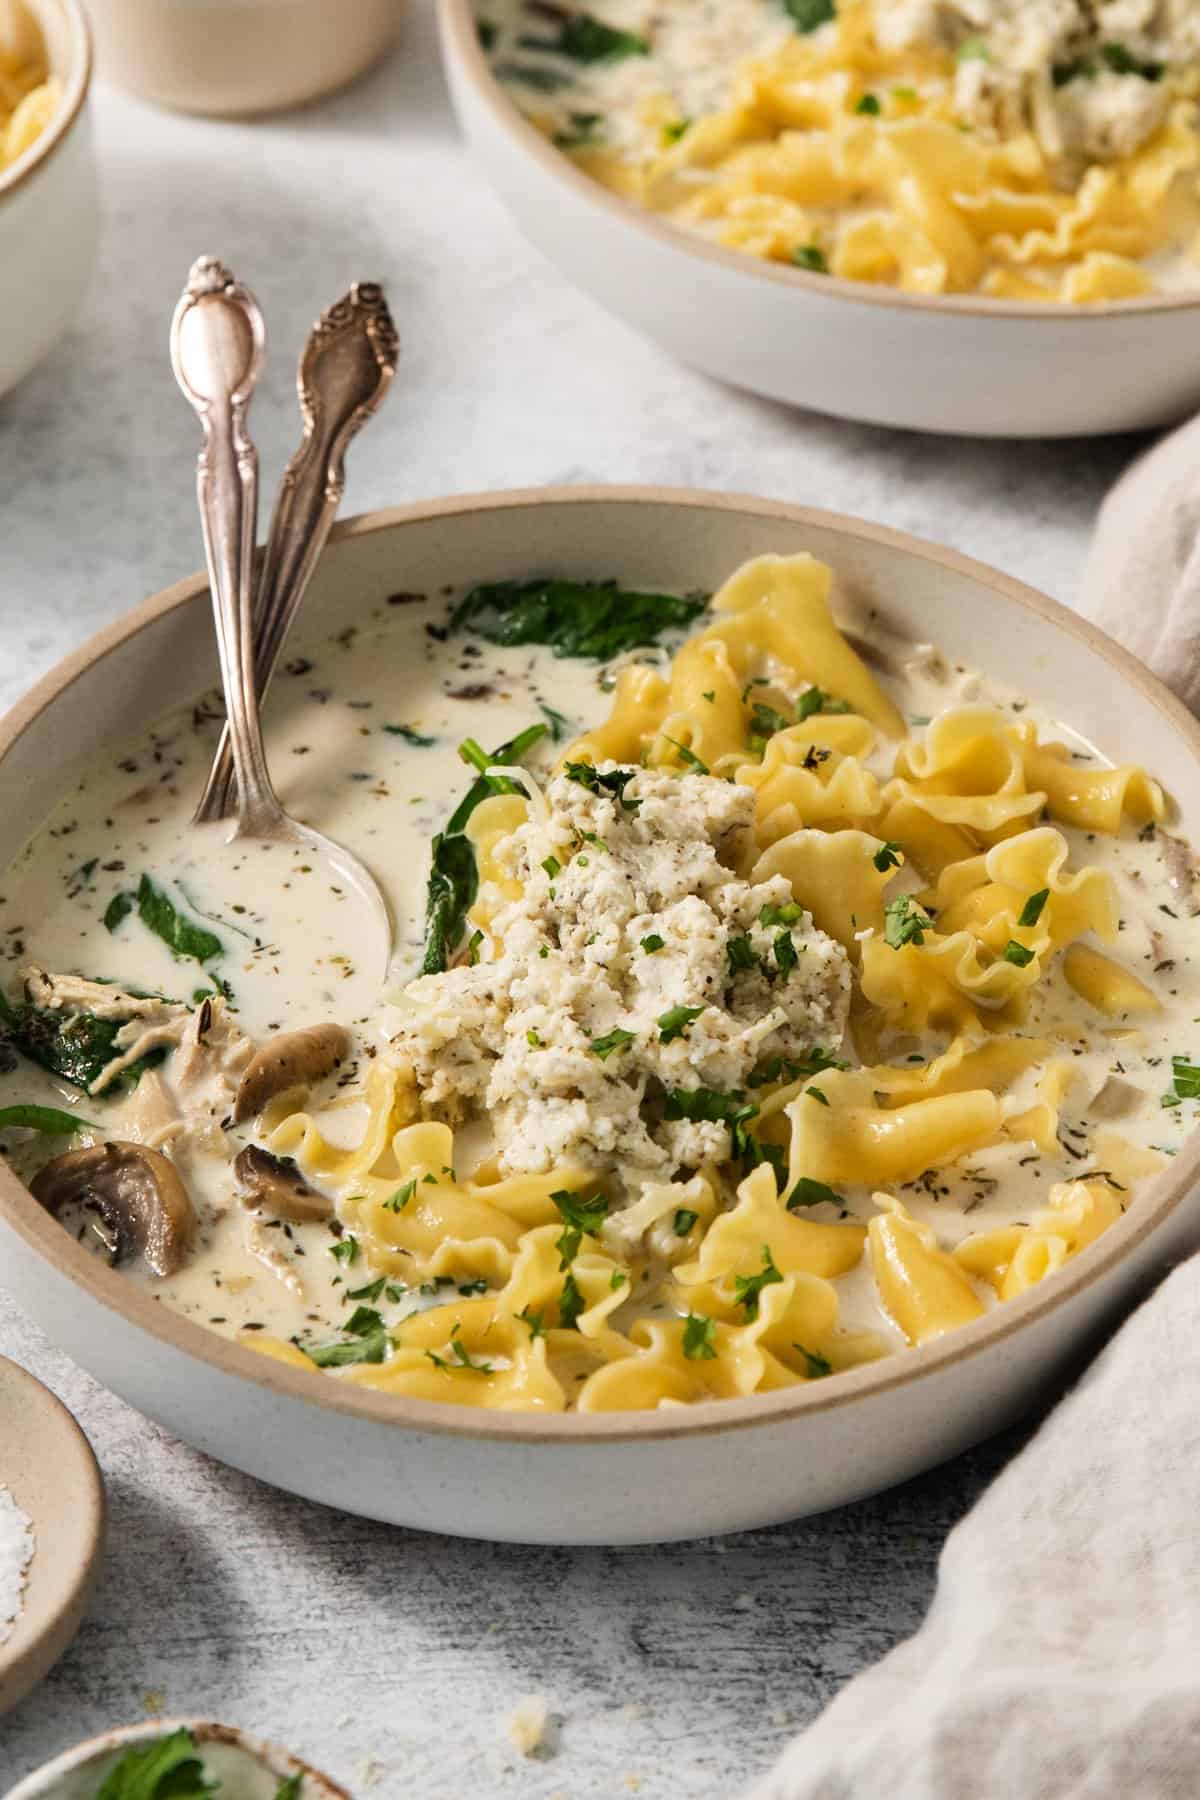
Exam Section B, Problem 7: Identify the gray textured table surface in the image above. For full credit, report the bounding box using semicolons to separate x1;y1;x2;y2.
0;4;1151;1793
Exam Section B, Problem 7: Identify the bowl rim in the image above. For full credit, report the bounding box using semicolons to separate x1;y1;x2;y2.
438;0;1200;324
0;0;92;203
1;483;1198;1448
5;1717;351;1800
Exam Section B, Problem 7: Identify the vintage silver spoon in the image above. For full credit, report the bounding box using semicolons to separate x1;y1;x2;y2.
194;279;399;824
170;255;392;980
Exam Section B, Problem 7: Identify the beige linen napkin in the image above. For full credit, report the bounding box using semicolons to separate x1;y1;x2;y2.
1081;415;1200;714
747;1260;1200;1800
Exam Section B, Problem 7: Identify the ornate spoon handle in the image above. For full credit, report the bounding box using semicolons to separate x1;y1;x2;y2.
171;257;285;839
193;281;399;824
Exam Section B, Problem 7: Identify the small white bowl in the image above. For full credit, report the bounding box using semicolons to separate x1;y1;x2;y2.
0;0;96;400
1;487;1199;1544
438;0;1200;439
6;1719;351;1800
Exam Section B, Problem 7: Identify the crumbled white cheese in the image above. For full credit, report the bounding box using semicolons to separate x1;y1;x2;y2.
504;1694;550;1757
0;1483;34;1648
390;766;850;1183
875;0;1194;163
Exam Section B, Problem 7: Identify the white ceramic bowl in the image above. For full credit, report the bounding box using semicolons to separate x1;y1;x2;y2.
438;0;1200;439
6;1718;350;1800
0;0;96;400
1;488;1198;1546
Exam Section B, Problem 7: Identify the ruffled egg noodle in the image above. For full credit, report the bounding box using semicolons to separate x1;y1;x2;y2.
0;551;1195;1413
479;0;1200;300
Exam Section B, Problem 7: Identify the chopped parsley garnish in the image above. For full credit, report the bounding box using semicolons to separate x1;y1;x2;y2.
873;840;903;872
750;699;793;739
733;1245;785;1320
452;578;703;659
306;1305;390;1367
563;760;641;811
785;0;835;32
884;895;931;949
792;244;828;273
664;1086;759;1155
748;1048;846;1088
518;10;649;64
527;1028;543;1047
554;108;604;148
383;1180;416;1212
346;1276;387;1302
657;1004;705;1043
673;1207;699;1237
328;1235;361;1265
806;1086;830;1106
541;854;562;879
427;1337;493;1374
682;1313;718;1360
726;934;760;973
795;686;850;722
93;1728;217;1800
759;901;803;928
518;1305;546;1339
591;1027;635;1059
641;934;666;954
1162;1056;1200;1108
559;1271;586;1329
1019;888;1050;927
855;92;880;114
1002;940;1035;968
384;723;436;745
787;1177;842;1211
774;930;799;975
662;116;691;144
664;736;709;774
794;1342;833;1379
610;1269;627;1289
552;1188;610;1266
466;929;485;966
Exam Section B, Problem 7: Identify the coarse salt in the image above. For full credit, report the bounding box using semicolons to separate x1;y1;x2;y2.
0;1483;34;1648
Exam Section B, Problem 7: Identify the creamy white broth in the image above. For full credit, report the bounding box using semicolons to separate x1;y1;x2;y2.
1;580;1197;1378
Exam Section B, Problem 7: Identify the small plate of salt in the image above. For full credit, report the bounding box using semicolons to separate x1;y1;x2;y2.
0;1356;105;1718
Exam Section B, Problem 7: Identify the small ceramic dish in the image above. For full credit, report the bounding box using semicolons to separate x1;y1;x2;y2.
0;1356;104;1718
438;0;1200;439
6;1719;351;1799
0;0;96;400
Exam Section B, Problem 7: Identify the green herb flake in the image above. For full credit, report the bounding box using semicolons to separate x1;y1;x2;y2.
554;108;604;148
806;1086;830;1106
559;1270;586;1329
794;1341;833;1379
383;724;436;745
328;1235;361;1265
759;901;803;928
517;1303;546;1339
787;1177;842;1211
657;1004;705;1043
664;736;709;774
427;1337;493;1374
884;895;932;949
673;1207;700;1237
0;1104;100;1136
733;1245;785;1320
610;1269;627;1290
873;840;903;872
591;1027;636;1060
641;934;666;954
791;244;828;273
103;891;134;933
855;92;880;114
467;929;485;966
552;1188;610;1267
96;1727;217;1800
786;0;836;32
726;934;759;974
1019;888;1050;927
527;1028;543;1048
774;931;799;975
1162;1055;1200;1108
662;116;691;144
137;874;223;963
1003;939;1035;968
682;1313;718;1360
563;760;642;811
519;11;650;63
346;1276;387;1302
795;686;850;722
383;1180;416;1212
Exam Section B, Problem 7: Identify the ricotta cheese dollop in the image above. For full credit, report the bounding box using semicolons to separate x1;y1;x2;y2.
388;765;851;1182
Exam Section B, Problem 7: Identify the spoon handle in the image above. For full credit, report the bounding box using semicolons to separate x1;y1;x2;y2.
194;281;399;824
170;256;282;837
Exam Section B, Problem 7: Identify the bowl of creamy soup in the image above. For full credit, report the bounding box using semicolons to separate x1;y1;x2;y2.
438;0;1200;436
0;487;1198;1545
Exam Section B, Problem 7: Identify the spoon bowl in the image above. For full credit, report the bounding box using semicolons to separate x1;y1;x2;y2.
170;256;392;982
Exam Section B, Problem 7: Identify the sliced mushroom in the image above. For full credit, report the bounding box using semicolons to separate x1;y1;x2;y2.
233;1024;350;1123
234;1144;333;1223
31;1140;195;1277
1161;831;1200;899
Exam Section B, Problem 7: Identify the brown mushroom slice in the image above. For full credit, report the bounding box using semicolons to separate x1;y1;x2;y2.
30;1140;195;1277
233;1024;351;1124
235;1144;333;1223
